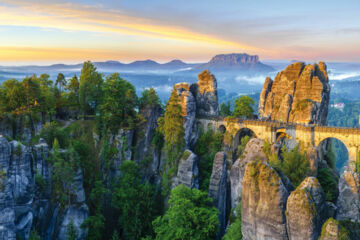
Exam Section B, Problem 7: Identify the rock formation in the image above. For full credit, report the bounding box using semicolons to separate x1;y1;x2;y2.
0;136;89;240
286;177;327;240
258;62;330;125
242;160;291;240
190;70;219;118
174;83;198;148
195;53;274;73
230;138;267;209
319;218;351;240
337;171;360;222
208;152;228;238
173;150;199;189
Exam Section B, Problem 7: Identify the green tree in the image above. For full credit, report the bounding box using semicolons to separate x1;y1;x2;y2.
158;89;185;167
318;168;338;202
194;129;223;190
269;145;309;187
233;96;254;119
79;61;103;115
37;74;56;122
112;161;156;240
152;185;219;240
29;229;41;240
66;75;80;111
56;73;66;93
67;220;77;240
50;143;78;206
223;204;242;240
219;101;232;117
0;79;26;114
139;88;161;110
100;73;138;132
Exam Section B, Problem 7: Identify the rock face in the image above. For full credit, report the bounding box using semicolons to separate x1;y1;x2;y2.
319;218;351;240
337;171;360;222
230;138;267;209
0;136;89;240
242;160;290;240
258;62;330;125
134;105;163;179
190;70;219;118
208;152;228;238
286;177;327;240
56;169;89;240
174;83;198;148
173;150;199;189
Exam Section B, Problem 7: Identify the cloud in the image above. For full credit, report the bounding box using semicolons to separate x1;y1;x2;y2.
0;0;257;51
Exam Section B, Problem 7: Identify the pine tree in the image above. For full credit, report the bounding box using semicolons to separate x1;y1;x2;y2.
158;88;185;167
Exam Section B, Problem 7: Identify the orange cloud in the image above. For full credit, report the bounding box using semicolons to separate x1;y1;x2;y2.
0;1;257;51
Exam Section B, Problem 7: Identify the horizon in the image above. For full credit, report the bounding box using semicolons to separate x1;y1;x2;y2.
1;0;360;64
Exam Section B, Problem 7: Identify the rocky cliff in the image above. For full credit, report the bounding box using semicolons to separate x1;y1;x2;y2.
174;70;219;148
242;160;291;240
0;136;89;240
190;70;219;118
208;152;228;238
258;62;330;125
286;177;327;240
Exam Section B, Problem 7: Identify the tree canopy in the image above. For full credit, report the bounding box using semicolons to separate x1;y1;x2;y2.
152;185;219;240
233;95;254;119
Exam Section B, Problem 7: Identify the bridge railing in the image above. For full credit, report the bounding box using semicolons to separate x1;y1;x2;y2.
196;115;360;133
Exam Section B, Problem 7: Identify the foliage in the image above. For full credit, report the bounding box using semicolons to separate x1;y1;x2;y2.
67;220;77;240
223;204;242;240
318;168;338;202
35;170;46;191
158;89;185;165
324;141;336;169
219;101;232;117
152;129;164;152
111;230;120;240
152;185;219;240
233;95;254;119
112;161;157;239
82;212;105;240
268;145;309;187
49;144;78;207
40;121;68;148
79;61;103;115
194;128;223;190
237;135;251;158
319;218;350;240
29;229;41;240
139;88;161;110
100;73;138;132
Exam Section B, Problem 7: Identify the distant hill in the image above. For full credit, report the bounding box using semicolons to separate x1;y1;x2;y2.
194;53;274;73
0;53;273;76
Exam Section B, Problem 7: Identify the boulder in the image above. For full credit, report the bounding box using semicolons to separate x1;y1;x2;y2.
242;160;290;240
230;138;267;209
258;62;330;125
57;204;89;240
286;177;327;240
319;218;351;240
208;152;228;238
173;150;199;189
337;171;360;222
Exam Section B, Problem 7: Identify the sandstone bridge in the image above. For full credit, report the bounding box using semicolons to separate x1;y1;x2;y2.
198;117;360;170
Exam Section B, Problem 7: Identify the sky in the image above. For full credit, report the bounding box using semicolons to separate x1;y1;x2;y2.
1;0;360;65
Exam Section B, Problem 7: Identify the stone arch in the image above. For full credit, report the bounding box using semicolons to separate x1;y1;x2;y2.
218;124;226;134
317;137;349;171
233;127;256;158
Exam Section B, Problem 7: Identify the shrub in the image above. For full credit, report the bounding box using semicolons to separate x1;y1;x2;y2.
223;204;242;240
317;168;338;202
